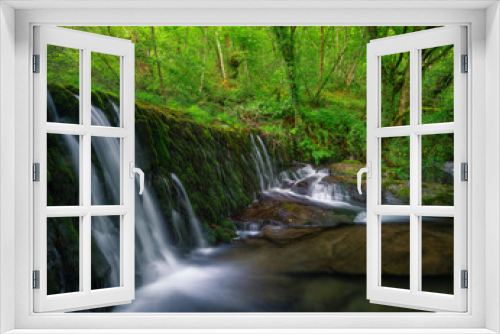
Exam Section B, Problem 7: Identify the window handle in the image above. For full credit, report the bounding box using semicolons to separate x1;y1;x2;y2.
129;162;144;195
357;162;371;195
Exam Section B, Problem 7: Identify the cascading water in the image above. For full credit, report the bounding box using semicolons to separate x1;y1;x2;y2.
46;85;445;312
236;222;260;239
91;100;180;286
47;93;80;172
48;93;179;290
270;164;357;209
170;173;207;248
50;90;374;311
256;135;275;186
267;164;415;225
250;134;277;191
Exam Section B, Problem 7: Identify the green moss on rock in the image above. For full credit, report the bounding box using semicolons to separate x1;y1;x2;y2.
48;84;292;248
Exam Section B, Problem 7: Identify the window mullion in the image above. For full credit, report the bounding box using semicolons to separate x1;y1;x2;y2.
409;47;420;294
82;47;92;294
413;123;454;135
373;124;454;138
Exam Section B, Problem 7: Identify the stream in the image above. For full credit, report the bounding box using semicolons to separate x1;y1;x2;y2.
48;92;451;313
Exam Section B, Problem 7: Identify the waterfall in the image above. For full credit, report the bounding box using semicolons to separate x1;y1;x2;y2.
170;173;207;248
250;134;277;191
268;164;357;208
48;93;80;174
90;100;179;286
133;185;179;285
48;90;290;301
256;135;275;187
48;92;179;290
235;222;260;239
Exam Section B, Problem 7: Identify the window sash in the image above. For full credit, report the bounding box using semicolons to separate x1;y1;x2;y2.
7;5;488;331
366;26;467;312
32;26;136;313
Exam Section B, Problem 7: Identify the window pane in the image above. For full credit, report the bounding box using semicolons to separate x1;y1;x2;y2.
47;217;80;295
381;52;410;127
422;133;454;206
421;216;454;294
47;134;80;206
421;45;454;124
91;216;121;290
91;52;120;127
381;215;410;290
91;136;121;206
47;45;80;124
381;136;410;205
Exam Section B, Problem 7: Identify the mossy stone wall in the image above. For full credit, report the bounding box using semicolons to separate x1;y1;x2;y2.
48;84;291;248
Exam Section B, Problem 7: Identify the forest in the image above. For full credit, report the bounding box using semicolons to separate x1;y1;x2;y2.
46;26;456;312
53;26;453;170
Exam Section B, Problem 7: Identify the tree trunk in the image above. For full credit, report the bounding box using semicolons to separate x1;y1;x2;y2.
240;43;251;86
311;28;349;105
345;28;365;88
199;27;208;94
273;26;299;109
319;27;325;83
266;28;284;102
245;60;251;85
150;27;165;93
395;75;410;126
225;34;232;79
215;29;227;84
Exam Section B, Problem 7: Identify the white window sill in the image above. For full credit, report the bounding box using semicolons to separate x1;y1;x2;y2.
4;330;498;334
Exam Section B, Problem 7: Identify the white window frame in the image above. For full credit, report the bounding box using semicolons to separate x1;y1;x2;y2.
0;1;499;333
33;26;136;313
366;26;467;312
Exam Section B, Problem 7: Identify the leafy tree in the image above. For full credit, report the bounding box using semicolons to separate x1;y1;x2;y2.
53;26;453;169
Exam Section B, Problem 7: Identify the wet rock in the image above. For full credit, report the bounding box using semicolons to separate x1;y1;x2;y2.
290;176;317;195
280;179;295;189
257;225;330;246
232;198;337;227
225;223;453;277
323;162;412;205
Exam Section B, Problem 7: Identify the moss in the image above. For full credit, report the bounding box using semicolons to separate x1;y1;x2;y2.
340;159;363;165
47;84;294;249
206;220;239;245
221;234;233;244
397;188;410;200
422;191;453;206
46;217;80;295
220;219;235;229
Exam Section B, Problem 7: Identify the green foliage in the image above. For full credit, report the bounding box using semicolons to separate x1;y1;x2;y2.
54;26;452;168
382;136;410;182
184;105;241;127
48;84;290;248
206;220;238;246
186;105;213;123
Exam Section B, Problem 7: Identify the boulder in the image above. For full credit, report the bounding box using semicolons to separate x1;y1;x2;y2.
290;176;316;195
224;223;453;277
232;198;337;227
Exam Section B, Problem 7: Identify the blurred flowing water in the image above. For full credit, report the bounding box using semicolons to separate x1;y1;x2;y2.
50;93;419;312
271;164;361;209
49;95;179;291
170;173;206;248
